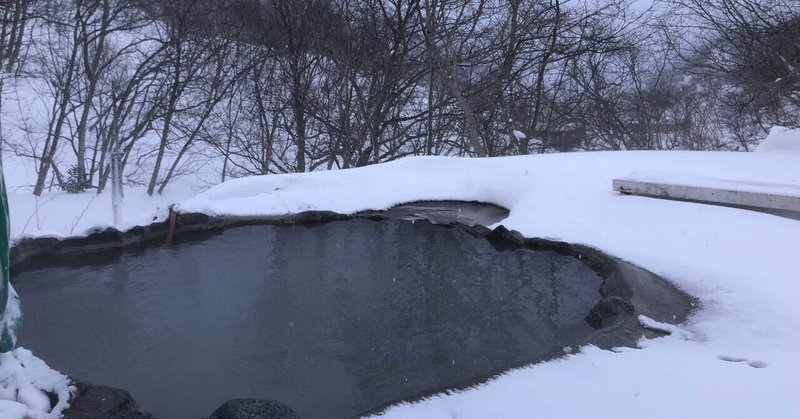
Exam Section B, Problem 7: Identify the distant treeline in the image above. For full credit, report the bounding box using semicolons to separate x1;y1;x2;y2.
0;0;798;195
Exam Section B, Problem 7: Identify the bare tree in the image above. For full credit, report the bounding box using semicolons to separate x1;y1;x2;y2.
0;0;35;73
418;0;488;157
142;0;218;195
156;39;252;194
31;1;83;196
672;0;800;129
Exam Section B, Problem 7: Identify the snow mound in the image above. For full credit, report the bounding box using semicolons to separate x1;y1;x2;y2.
755;126;800;153
0;348;74;419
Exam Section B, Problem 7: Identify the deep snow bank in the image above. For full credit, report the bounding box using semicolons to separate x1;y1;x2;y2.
756;126;800;153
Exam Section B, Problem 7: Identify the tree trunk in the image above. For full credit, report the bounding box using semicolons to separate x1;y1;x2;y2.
147;45;182;196
530;0;560;154
442;68;485;157
75;0;111;191
292;73;306;173
7;0;28;72
147;106;175;196
418;1;486;157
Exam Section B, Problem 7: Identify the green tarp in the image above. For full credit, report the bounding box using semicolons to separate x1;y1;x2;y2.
0;146;21;352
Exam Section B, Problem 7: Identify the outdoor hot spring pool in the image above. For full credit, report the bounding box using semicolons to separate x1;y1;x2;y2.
14;218;606;419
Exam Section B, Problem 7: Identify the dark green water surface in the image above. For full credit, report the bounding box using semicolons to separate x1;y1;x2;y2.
14;219;601;419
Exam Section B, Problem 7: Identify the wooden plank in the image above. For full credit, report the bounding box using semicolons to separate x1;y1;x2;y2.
612;178;800;212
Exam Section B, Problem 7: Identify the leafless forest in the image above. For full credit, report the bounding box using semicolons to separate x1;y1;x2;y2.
0;0;797;195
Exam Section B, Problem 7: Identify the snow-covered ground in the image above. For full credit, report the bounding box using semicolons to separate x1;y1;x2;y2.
4;129;800;418
0;349;72;419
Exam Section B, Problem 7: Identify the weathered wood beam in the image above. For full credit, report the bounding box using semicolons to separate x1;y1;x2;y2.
613;179;800;212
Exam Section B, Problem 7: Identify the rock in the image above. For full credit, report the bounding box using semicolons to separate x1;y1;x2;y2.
10;236;60;270
63;381;154;419
508;229;526;243
522;237;577;258
291;210;349;225
60;228;124;253
584;296;635;329
470;224;491;236
176;212;212;226
485;225;525;248
209;399;301;419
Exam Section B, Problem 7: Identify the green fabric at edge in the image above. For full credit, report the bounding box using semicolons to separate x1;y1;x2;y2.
0;140;21;353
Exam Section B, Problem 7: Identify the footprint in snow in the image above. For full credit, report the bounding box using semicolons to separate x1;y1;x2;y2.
717;355;768;368
718;355;747;362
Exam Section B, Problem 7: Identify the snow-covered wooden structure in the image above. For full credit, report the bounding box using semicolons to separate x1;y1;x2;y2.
613;178;800;217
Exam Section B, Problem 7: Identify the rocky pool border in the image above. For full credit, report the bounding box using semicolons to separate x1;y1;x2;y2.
10;201;696;418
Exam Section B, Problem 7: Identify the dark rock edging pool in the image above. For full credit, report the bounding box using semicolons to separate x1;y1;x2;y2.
210;399;301;419
11;201;695;419
63;382;300;419
10;201;506;272
64;381;155;419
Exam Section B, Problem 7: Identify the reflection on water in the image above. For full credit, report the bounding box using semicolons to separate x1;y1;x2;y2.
15;219;601;419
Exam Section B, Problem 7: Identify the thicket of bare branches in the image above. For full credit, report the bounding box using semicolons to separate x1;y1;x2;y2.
0;0;797;196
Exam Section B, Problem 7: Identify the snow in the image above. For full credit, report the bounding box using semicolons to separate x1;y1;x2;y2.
512;129;526;140
637;315;693;340
7;185;195;241
0;348;73;419
0;400;28;419
755;126;800;153
5;150;800;418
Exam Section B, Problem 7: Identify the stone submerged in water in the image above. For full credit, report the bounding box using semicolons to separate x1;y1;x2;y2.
64;383;301;419
209;399;301;419
584;296;635;329
63;381;155;419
